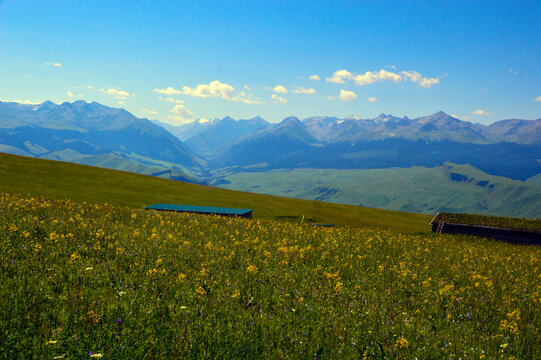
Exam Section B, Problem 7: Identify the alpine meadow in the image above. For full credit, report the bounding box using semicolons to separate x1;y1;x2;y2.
1;1;541;359
2;191;540;359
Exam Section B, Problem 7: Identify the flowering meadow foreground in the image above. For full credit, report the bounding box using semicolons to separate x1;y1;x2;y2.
1;193;540;359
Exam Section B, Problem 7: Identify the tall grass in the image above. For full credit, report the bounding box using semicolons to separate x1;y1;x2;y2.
1;193;539;359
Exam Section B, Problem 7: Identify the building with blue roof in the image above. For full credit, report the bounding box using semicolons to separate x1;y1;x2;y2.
145;203;253;219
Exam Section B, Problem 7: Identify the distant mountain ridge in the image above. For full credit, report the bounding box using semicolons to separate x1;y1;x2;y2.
169;111;541;150
164;111;540;180
1;99;540;182
302;111;540;144
184;116;271;159
0;100;206;181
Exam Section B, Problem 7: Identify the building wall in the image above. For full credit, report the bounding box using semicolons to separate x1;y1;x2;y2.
431;222;541;245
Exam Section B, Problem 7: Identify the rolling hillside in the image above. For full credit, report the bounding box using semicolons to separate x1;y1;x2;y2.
215;163;541;218
0;152;431;233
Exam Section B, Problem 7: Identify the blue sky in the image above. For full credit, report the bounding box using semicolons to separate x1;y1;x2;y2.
1;0;540;125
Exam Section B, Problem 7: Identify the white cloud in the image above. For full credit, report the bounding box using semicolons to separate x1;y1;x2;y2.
418;77;440;88
1;99;41;105
86;85;95;90
401;70;440;88
309;74;320;81
118;101;125;105
355;70;402;86
271;94;287;104
244;85;251;91
472;109;491;116
327;69;402;86
101;88;134;100
535;96;541;102
293;86;316;94
171;104;193;117
339;89;357;102
46;62;62;67
180;80;261;104
273;85;288;94
159;97;184;104
327;69;353;84
327;68;439;88
367;97;378;103
398;70;439;88
166;104;195;125
66;91;74;97
153;87;181;96
509;68;518;75
401;70;422;82
141;108;158;115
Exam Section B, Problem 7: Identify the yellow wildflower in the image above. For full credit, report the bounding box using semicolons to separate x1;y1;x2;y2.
247;265;258;275
195;286;207;296
395;337;410;348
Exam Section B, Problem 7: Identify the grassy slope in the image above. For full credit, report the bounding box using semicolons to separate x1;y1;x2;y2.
2;194;540;358
216;164;541;218
0;152;430;233
528;173;541;184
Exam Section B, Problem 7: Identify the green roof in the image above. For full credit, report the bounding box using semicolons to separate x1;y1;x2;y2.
145;203;252;216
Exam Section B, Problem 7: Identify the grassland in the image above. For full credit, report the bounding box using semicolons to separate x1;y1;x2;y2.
214;164;541;218
1;193;540;359
0;152;430;234
1;152;540;358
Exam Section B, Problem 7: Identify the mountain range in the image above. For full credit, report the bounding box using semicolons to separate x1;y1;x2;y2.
0;100;206;182
1;100;539;217
162;111;540;180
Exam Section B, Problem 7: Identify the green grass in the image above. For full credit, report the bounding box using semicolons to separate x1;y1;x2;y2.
1;193;540;359
0;152;430;234
434;212;541;232
214;163;541;218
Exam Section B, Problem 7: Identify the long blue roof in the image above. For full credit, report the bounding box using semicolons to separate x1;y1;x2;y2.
145;203;252;215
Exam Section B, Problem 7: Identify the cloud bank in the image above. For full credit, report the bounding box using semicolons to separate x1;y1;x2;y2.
101;88;134;100
141;108;158;115
180;80;261;104
327;69;439;88
166;104;194;125
273;85;288;94
293;86;316;94
271;94;287;104
472;109;491;116
339;89;357;102
154;87;181;96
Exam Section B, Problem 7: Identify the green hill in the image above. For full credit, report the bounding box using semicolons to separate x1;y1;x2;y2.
215;163;541;218
0;152;430;233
